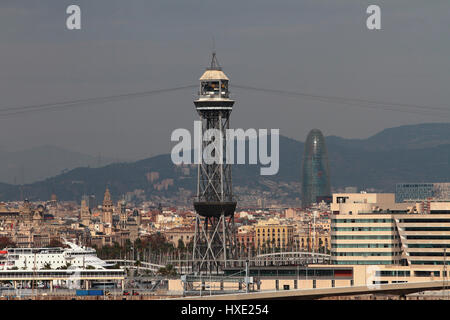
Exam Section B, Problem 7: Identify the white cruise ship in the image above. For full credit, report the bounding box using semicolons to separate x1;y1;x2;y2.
0;240;113;270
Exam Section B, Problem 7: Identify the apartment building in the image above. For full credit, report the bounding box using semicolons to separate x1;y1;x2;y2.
255;221;294;250
294;232;330;253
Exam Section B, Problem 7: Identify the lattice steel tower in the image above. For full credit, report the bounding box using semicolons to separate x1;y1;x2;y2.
192;52;237;273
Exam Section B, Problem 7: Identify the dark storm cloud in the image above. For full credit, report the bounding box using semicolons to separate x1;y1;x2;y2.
0;0;449;163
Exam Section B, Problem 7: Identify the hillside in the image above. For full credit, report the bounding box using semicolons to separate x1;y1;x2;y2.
326;123;450;151
0;123;448;202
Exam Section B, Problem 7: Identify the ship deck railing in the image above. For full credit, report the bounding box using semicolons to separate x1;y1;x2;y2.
0;269;125;280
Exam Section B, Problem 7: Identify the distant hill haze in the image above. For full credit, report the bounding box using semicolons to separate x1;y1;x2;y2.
326;123;450;151
0;123;449;201
0;146;117;184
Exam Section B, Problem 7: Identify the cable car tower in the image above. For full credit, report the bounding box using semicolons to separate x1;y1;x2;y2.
192;52;237;273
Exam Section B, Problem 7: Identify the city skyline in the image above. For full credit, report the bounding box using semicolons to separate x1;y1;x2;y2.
1;0;450;304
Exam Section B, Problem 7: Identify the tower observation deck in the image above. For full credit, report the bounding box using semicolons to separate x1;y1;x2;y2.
192;52;237;273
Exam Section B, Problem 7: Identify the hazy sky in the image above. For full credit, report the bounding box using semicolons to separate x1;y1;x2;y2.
0;0;449;160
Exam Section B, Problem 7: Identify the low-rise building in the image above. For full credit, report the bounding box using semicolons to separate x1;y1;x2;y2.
236;231;255;252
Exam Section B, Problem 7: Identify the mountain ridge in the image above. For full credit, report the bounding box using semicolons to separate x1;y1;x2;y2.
0;122;448;202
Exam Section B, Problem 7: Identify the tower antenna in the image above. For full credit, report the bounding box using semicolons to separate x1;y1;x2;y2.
208;40;221;71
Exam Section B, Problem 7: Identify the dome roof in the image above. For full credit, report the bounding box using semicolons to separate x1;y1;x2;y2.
199;69;229;81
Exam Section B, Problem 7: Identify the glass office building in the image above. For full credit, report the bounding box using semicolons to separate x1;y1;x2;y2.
396;183;450;202
301;129;331;208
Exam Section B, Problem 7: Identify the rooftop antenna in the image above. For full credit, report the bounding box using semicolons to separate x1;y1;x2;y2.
208;37;221;70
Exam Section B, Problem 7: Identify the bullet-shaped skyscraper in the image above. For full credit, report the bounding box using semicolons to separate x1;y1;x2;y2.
301;129;331;208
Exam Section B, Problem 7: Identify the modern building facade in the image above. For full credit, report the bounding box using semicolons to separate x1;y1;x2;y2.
330;193;450;266
301;129;331;208
396;182;450;203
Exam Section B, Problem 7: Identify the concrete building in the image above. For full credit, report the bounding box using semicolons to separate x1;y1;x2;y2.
331;213;401;265
330;192;410;215
294;232;330;253
331;193;450;266
236;231;255;252
284;208;301;219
